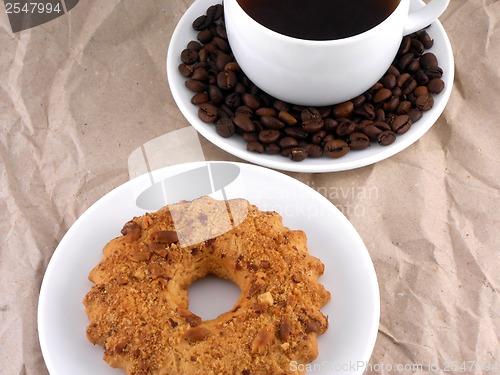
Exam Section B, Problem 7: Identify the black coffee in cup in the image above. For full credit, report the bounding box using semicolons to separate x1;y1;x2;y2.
237;0;400;40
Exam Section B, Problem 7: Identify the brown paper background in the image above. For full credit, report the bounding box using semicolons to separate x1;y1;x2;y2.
0;0;499;374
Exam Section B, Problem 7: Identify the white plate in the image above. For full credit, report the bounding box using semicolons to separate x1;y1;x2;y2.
38;161;379;375
166;0;454;173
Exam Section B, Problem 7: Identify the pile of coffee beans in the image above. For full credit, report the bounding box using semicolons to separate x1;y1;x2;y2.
178;3;445;162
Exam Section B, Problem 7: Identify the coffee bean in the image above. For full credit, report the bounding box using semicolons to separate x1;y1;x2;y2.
284;127;308;139
318;106;332;118
235;83;247;95
197;48;208;62
425;67;443;80
280;147;293;158
323;118;338;133
377;130;397;146
385;113;397;127
208;85;224;104
215;23;227;39
279;110;298;126
398;53;415;71
215;118;235;138
219;105;234;118
362;125;383;141
410;39;424;57
185;79;207;93
242;132;258;142
273;100;290;113
396;100;412;114
197;28;213;44
355;120;372;132
253;121;264;132
302;118;324;133
383;96;400;112
402;77;417;96
398;36;411;55
234;114;255;132
247;141;264;153
354;103;376;120
289;147;308;162
304;144;323;158
255;107;276;117
374;108;386;122
260;116;285;130
224;92;241;108
192;15;209;31
262;143;279;155
347;132;370;150
242;93;260;110
420;53;439;69
427;78;445;94
258;129;281;144
181;49;198;65
397;73;411;88
324;140;349;158
206;4;223;21
370;82;384;92
311;130;326;145
414;86;429;97
415;69;430;85
235;106;253;118
216;53;232;71
178;64;194;77
391;115;412;135
409;93;418;107
198;103;218;123
407;59;421;73
191;67;209;81
373;87;392;104
203;43;217;54
381;74;397;89
352;94;367;107
217;71;237;90
191;92;209;105
301;107;322;122
224;62;240;73
392;86;403;98
217;110;229;120
279;137;299;149
332;101;354;118
335;119;356;136
415;94;434;111
372;121;391;131
213;36;230;53
417;30;434;49
386;65;400;77
407;109;423;123
321;134;335;145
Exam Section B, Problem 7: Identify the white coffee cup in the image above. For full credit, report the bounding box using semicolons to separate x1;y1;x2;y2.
224;0;449;106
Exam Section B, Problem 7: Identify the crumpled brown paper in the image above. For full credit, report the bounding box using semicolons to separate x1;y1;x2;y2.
0;0;498;374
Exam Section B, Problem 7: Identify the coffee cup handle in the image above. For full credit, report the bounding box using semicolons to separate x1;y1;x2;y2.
404;0;450;35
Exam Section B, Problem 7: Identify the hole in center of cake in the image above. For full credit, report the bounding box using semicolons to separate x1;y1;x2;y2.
188;275;241;320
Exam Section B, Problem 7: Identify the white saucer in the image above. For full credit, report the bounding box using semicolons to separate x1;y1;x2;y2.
38;162;380;375
166;0;454;173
